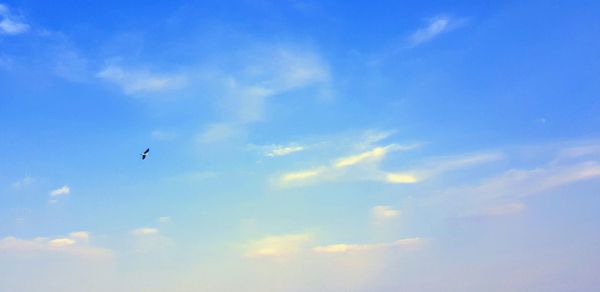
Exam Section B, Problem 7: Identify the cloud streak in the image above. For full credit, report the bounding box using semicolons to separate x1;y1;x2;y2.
313;238;424;254
97;64;186;95
0;4;29;35
407;16;465;47
277;141;419;187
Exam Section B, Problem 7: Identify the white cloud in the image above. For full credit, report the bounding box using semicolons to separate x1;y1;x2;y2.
407;16;465;47
49;185;70;197
97;64;186;95
244;233;313;257
131;228;159;236
266;145;305;157
372;205;400;221
313;238;424;254
0;4;29;35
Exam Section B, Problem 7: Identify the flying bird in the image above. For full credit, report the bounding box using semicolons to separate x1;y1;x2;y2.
141;148;150;160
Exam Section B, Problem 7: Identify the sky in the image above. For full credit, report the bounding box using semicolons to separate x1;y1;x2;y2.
1;1;600;291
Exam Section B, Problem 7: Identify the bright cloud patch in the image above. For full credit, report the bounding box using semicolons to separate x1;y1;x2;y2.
48;238;76;248
385;173;418;184
280;169;322;184
50;185;70;196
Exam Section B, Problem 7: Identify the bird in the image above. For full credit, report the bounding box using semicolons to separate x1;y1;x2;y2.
141;148;150;160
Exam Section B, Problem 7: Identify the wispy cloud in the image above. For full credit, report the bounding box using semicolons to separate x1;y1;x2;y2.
313;238;424;254
158;216;172;224
335;144;414;168
0;4;29;35
244;233;314;257
97;64;186;95
372;205;400;222
385;152;504;184
11;176;34;190
0;231;112;260
459;161;600;200
277;140;419;187
202;44;331;128
131;228;159;236
407;16;465;47
196;122;241;144
49;185;70;197
266;145;305;157
151;130;178;141
475;203;525;217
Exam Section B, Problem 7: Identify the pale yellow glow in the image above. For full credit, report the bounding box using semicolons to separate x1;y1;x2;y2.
372;206;400;219
313;237;424;254
281;169;321;183
245;233;313;257
385;173;418;184
48;238;76;248
335;147;387;168
69;231;90;240
267;145;304;157
131;228;159;236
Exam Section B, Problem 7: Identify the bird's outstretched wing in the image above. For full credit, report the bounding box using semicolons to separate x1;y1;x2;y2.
144;148;150;154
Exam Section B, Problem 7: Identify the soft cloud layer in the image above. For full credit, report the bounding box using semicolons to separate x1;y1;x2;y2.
0;4;29;35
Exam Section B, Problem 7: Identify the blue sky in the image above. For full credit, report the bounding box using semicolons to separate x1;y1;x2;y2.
1;1;600;291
